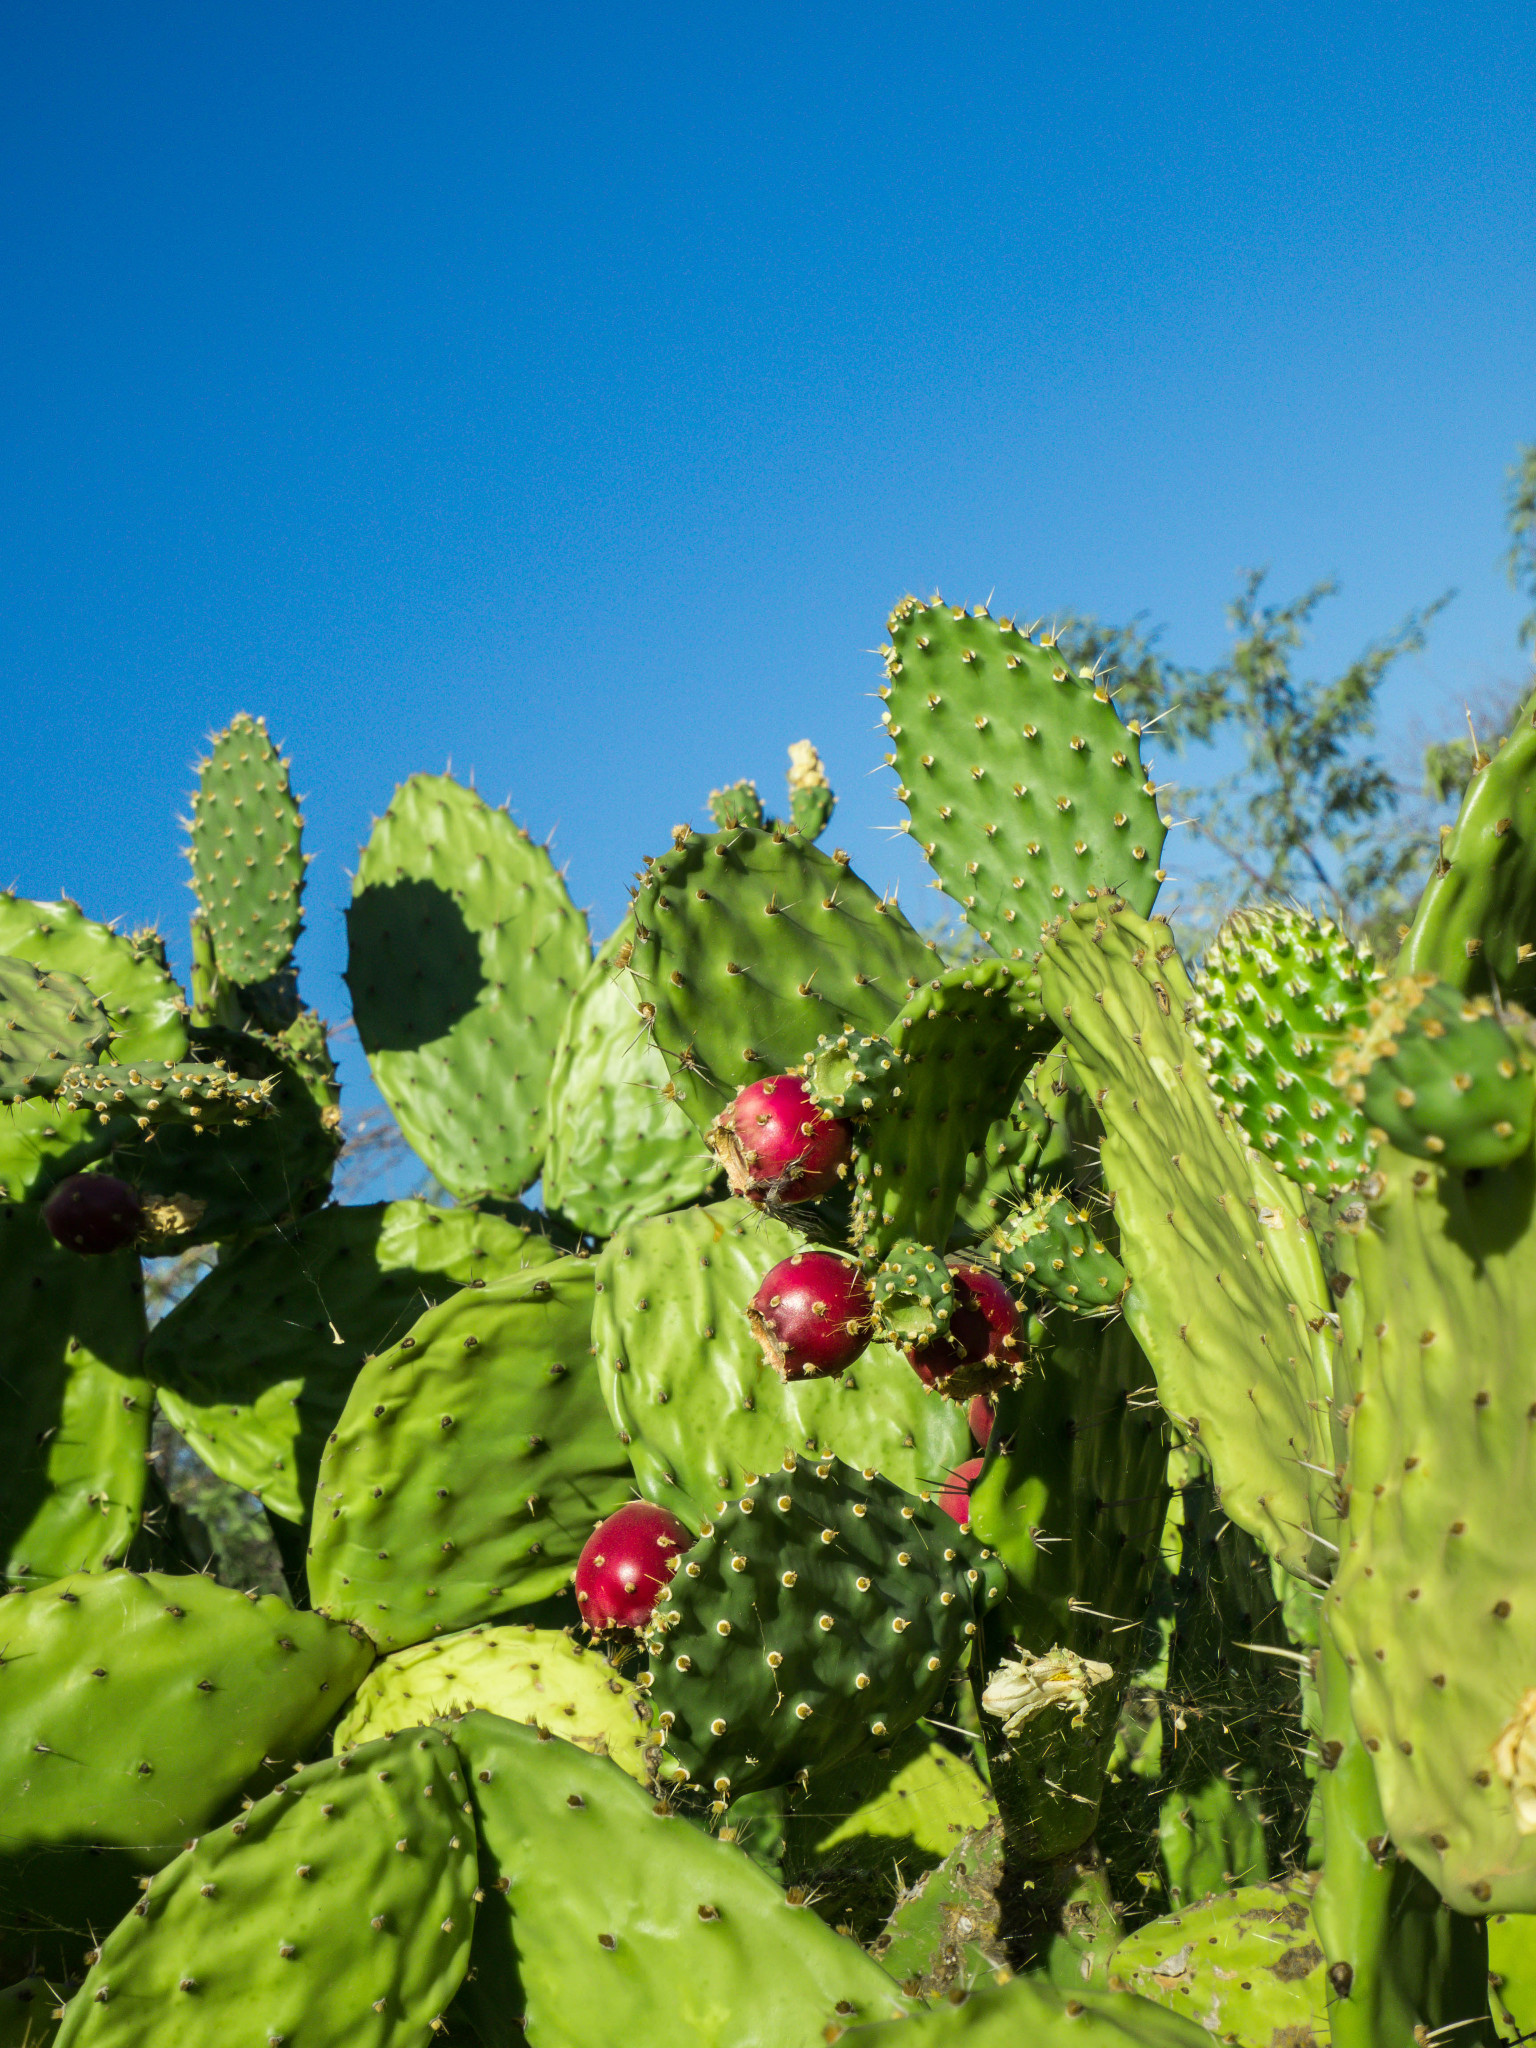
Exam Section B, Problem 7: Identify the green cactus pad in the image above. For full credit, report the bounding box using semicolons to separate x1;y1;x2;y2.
872;1820;1009;1997
592;1201;970;1522
818;1975;1210;2045
990;1188;1127;1311
452;1710;911;2046
0;1569;371;1974
346;773;589;1200
0;1207;150;1588
802;1028;906;1117
1035;899;1336;1582
147;1200;561;1523
867;1239;958;1345
786;740;835;842
881;599;1167;957
626;827;933;1135
336;1624;654;1782
645;1456;995;1800
309;1258;631;1651
707;780;766;830
53;1727;475;2048
1189;907;1378;1195
542;922;719;1239
0;896;189;1201
1332;976;1536;1170
847;960;1053;1262
1329;1144;1536;1913
1105;1881;1327;2043
953;1088;1069;1238
186;713;307;990
0;1979;59;2044
0;957;114;1103
54;1058;278;1127
1399;687;1536;1007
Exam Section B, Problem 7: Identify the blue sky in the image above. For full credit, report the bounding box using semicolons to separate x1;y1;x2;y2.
3;3;1533;1115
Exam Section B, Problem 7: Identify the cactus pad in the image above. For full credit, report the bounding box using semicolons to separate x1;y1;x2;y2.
1105;1881;1327;2041
187;713;307;990
1189;907;1377;1194
54;1058;278;1127
346;773;589;1199
336;1624;654;1781
453;1710;910;2045
626;827;933;1135
147;1199;561;1522
814;1975;1209;2044
990;1189;1127;1312
309;1258;632;1650
645;1456;996;1799
54;1727;475;2048
592;1201;970;1521
0;957;114;1103
882;600;1167;956
542;923;719;1239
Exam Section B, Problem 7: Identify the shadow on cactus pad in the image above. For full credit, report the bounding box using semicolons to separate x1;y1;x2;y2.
346;878;486;1051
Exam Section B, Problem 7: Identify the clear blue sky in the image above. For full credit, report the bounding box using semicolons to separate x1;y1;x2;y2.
4;3;1533;1109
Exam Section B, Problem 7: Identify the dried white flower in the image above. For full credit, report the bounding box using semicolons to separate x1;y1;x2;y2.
981;1647;1114;1736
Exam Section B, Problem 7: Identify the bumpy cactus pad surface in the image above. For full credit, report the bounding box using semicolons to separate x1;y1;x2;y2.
1106;1882;1327;2044
336;1624;654;1783
54;1728;475;2048
592;1201;969;1522
0;1570;371;1978
148;1200;562;1522
646;1457;995;1799
627;827;933;1135
0;1207;150;1588
452;1711;911;2048
824;1975;1209;2044
346;774;589;1200
0;956;113;1103
187;712;307;989
310;1258;632;1650
542;921;719;1238
882;600;1166;955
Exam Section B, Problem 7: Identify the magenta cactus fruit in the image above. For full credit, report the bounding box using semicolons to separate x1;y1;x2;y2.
708;1074;852;1204
747;1249;873;1382
969;1394;995;1449
907;1263;1021;1384
41;1173;144;1256
937;1457;986;1527
574;1500;692;1630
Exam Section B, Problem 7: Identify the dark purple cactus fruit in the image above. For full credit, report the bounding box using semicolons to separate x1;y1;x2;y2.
969;1394;995;1450
907;1264;1021;1386
708;1075;852;1205
41;1173;144;1256
747;1249;873;1382
937;1457;986;1528
575;1501;691;1631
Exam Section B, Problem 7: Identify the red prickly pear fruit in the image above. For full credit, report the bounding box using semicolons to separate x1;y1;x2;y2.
575;1501;692;1631
906;1264;1020;1383
708;1075;852;1205
42;1174;144;1256
937;1457;986;1527
747;1250;873;1382
968;1395;995;1449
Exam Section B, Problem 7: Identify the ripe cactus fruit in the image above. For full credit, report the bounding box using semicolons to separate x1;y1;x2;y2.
542;920;720;1238
936;1458;985;1526
53;1727;475;2048
147;1199;561;1523
0;1569;372;1980
346;773;589;1201
1332;975;1536;1170
968;1395;995;1448
41;1173;143;1255
626;826;932;1136
748;1250;873;1381
335;1624;656;1782
907;1264;1019;1387
452;1710;910;2048
645;1456;997;1799
1189;906;1378;1194
708;1074;852;1204
309;1258;632;1651
591;1201;968;1518
880;598;1167;956
186;713;307;992
575;1501;691;1630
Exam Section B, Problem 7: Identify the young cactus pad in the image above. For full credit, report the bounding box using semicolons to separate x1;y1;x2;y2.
645;1456;996;1800
346;773;589;1200
186;713;307;991
308;1258;633;1650
626;827;933;1135
53;1728;475;2048
592;1200;969;1520
881;599;1167;955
